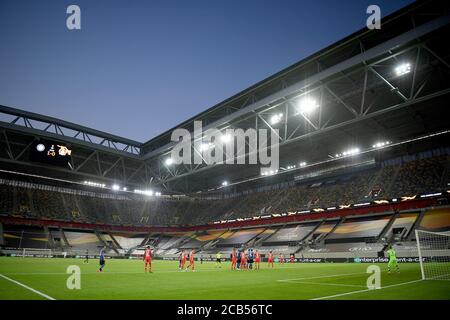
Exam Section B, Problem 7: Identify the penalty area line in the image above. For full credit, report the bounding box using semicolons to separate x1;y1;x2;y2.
0;273;56;300
310;279;423;300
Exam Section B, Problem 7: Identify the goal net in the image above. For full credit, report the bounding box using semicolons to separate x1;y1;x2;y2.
21;248;53;258
415;230;450;280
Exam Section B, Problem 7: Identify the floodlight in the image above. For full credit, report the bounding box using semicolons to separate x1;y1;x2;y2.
394;63;411;76
372;141;391;148
270;113;283;125
297;98;318;114
165;158;174;166
342;148;360;156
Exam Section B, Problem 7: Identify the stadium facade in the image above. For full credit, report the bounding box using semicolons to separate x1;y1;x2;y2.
0;0;450;263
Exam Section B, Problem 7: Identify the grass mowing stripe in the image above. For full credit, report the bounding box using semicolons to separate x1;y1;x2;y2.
3;264;308;276
283;281;366;288
0;273;56;300
310;279;423;300
277;271;366;282
2;268;229;275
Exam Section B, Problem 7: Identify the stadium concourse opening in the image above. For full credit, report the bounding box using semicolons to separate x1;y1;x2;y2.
1;0;450;302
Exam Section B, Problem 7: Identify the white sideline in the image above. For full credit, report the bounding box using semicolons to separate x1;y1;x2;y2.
310;279;423;300
0;273;56;300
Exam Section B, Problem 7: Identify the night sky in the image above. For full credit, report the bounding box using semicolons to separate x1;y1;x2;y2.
0;0;413;142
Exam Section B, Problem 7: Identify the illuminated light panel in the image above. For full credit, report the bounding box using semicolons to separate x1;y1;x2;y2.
394;62;411;76
297;97;319;114
261;169;279;176
270;113;283;125
84;181;106;188
420;192;442;198
372;141;391;148
134;189;154;196
353;202;371;207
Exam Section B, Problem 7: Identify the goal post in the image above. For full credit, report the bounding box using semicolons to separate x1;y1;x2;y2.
415;229;450;280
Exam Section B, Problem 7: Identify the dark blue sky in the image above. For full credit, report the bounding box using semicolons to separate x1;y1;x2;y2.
0;0;413;142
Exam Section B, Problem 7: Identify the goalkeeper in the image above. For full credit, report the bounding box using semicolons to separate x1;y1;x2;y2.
386;245;399;274
215;251;222;268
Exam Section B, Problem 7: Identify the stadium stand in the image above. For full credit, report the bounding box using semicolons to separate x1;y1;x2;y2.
112;232;146;253
3;225;50;249
418;208;450;232
63;230;106;254
0;152;448;227
263;223;318;244
179;230;227;249
326;215;391;243
383;213;419;241
215;228;266;247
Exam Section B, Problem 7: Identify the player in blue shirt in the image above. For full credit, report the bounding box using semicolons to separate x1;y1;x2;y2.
98;246;106;272
248;249;254;270
236;249;241;269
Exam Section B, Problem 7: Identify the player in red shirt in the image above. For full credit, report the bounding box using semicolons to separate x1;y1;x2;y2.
231;248;237;271
279;254;285;265
180;249;187;270
268;250;274;269
240;251;247;270
290;254;295;263
254;250;261;270
143;246;153;273
185;249;196;272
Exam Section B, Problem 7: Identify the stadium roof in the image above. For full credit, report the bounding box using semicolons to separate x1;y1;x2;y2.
1;0;449;194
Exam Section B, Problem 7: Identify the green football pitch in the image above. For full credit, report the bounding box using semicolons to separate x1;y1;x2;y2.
0;257;449;300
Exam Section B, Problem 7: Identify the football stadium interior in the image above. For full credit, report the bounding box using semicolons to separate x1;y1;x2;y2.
1;0;450;300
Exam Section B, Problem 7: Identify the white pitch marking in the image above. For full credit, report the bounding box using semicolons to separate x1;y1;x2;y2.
0;273;56;300
310;279;423;300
